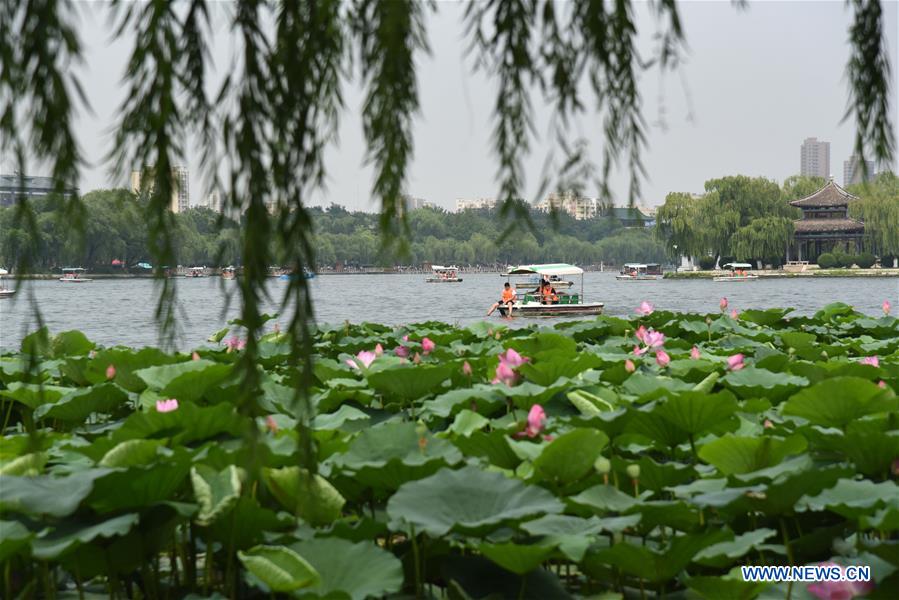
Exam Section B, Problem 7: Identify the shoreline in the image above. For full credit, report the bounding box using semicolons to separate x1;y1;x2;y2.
664;268;899;279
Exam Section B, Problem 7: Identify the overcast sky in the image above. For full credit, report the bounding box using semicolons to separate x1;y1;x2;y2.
17;0;899;211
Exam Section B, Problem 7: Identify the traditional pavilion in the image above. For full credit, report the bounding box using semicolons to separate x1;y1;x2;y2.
787;179;864;262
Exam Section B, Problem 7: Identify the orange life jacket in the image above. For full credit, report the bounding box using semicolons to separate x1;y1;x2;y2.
502;288;515;302
542;287;558;302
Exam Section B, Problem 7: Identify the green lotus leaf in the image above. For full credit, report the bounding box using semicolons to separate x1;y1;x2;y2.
0;451;48;476
693;528;777;567
88;461;191;513
796;479;899;518
439;554;571;599
386;466;563;536
506;332;577;360
238;545;320;592
0;520;33;563
839;431;899;477
782;377;898;428
50;330;96;358
625;403;691;448
451;429;521;470
520;514;604;536
585;529;730;583
738;308;792;326
0;383;74;410
532;428;608;485
518;353;603;386
478;541;556;575
34;382;129;422
111;401;243;446
502;380;572;410
622;373;692;396
86;347;179;390
722;367;808;400
365;363;452;400
136;359;233;403
31;513;139;560
612;455;694;493
569;484;642;513
449;409;490;436
262;466;345;526
311;405;370;431
0;469;111;517
698;434;807;475
289;538;403;600
99;439;164;468
627;501;702;532
208;496;293;551
191;464;242;526
421;385;507;419
655;390;738;436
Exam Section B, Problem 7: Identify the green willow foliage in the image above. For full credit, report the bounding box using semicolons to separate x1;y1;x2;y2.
0;0;895;486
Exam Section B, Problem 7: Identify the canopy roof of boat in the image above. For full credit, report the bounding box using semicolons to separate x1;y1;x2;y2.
723;262;753;269
61;267;86;271
623;263;648;269
431;265;458;272
0;268;8;275
507;263;583;276
188;266;206;270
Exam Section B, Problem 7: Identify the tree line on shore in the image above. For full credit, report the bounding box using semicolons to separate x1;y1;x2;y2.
655;173;899;266
0;189;666;271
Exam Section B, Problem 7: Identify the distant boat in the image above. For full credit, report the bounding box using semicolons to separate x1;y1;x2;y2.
426;265;463;283
0;268;14;298
221;266;236;280
59;267;92;283
186;266;208;278
714;262;759;282
279;270;315;281
616;263;663;281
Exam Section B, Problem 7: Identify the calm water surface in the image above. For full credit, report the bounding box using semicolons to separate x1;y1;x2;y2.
1;273;897;350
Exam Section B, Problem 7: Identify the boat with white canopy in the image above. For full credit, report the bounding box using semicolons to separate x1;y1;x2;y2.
59;267;92;283
426;265;463;283
0;268;14;297
496;263;603;317
714;262;758;282
616;263;662;281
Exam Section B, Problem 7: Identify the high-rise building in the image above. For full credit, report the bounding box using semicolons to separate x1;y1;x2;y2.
0;174;78;207
455;197;497;212
201;191;223;213
535;191;599;220
130;165;190;213
843;155;875;186
800;137;830;178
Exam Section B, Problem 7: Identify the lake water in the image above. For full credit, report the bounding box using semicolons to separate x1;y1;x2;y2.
1;273;897;351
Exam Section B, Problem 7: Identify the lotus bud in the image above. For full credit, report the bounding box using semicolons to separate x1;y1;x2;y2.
415;420;428;438
462;361;473;377
626;464;641;480
105;364;116;380
413;352;421;364
788;347;796;356
594;456;611;474
705;316;712;325
495;332;501;340
820;350;828;360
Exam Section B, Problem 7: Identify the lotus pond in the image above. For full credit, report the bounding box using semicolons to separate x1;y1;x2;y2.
1;301;898;599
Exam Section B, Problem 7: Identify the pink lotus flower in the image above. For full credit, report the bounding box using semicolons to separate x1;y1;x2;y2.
644;330;666;349
421;337;435;355
105;364;116;380
720;297;728;311
402;334;409;342
633;345;648;356
879;380;888;389
462;361;472;376
492;362;518;386
635;301;655;316
730;309;739;320
624;359;636;373
156;398;179;413
655;350;670;368
884;300;892;316
860;356;880;368
521;404;547;438
265;415;278;433
191;351;201;361
727;354;745;371
763;419;774;428
635;325;648;343
690;346;701;360
394;345;409;358
498;348;528;368
807;564;874;600
374;343;384;356
224;336;246;352
346;350;377;369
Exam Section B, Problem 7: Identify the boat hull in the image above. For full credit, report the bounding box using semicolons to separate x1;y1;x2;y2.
425;278;463;283
498;302;604;317
59;278;92;283
713;275;759;282
615;275;660;281
0;289;15;297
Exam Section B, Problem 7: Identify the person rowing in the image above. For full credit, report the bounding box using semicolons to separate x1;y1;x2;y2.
487;282;517;317
541;281;558;305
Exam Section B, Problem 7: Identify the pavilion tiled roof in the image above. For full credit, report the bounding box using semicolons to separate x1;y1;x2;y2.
790;180;858;208
793;218;864;234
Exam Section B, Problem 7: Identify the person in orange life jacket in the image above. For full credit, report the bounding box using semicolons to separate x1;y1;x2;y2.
541;281;559;305
486;282;517;317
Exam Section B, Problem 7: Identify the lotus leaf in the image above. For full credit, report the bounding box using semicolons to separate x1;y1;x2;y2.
387;466;563;536
782;377;898;428
698;434;807;475
191;464;242;526
262;466;345;526
238;545;320;592
532;428;608;485
290;537;403;599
